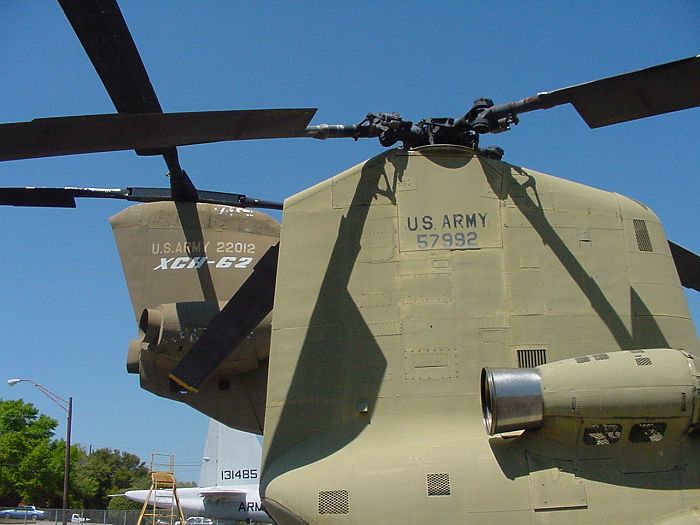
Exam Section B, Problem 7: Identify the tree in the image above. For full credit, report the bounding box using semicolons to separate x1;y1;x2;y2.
1;399;153;509
73;448;150;509
0;399;59;506
107;495;142;512
14;439;66;507
68;446;99;508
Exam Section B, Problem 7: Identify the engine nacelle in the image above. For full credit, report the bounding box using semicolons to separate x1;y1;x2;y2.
481;348;700;436
126;301;271;374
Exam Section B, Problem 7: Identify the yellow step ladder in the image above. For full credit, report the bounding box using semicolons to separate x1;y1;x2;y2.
136;455;186;525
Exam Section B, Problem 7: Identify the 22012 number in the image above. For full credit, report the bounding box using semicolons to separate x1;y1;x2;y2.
416;232;477;249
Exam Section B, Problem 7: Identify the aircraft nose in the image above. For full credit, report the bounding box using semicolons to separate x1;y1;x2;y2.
124;490;149;504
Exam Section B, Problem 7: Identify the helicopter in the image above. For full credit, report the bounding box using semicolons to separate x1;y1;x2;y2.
3;1;700;524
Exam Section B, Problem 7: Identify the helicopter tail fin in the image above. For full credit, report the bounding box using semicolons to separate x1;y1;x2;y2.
109;201;279;433
199;418;263;487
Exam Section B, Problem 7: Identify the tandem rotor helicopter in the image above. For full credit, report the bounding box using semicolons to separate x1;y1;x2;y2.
3;1;700;524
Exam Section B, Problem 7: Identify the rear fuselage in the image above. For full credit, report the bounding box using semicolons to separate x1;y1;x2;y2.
260;145;700;525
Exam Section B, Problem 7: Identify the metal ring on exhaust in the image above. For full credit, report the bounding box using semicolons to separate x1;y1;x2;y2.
481;367;544;435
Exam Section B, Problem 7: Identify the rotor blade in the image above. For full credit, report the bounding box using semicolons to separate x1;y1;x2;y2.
169;243;279;393
486;56;700;129
0;108;317;161
544;55;700;128
669;241;700;292
544;56;700;128
0;186;283;209
0;187;80;208
58;0;163;115
58;0;190;177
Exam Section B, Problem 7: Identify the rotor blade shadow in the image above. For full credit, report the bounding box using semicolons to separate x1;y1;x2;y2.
174;202;218;304
262;156;405;479
631;287;669;348
484;160;668;350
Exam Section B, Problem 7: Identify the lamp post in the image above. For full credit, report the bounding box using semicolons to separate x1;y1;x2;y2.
8;379;72;525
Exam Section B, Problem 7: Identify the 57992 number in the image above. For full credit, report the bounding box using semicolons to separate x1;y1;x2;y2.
221;469;258;480
416;232;477;249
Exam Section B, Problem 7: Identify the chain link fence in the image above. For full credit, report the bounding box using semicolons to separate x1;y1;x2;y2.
12;509;142;525
1;511;236;525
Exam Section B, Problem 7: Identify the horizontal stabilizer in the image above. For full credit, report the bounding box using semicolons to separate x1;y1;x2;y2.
199;488;247;499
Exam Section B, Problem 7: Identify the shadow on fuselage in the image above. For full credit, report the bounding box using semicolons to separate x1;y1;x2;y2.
262;154;407;482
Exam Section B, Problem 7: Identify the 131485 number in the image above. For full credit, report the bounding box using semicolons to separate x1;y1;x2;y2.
221;469;258;480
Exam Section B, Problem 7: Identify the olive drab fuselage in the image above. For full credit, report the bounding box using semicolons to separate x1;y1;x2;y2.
110;145;699;524
259;145;700;525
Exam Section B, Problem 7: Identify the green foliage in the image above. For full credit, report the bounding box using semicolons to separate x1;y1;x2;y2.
72;448;150;509
0;399;56;438
107;494;142;511
14;439;66;507
0;398;59;506
69;446;99;508
0;399;151;509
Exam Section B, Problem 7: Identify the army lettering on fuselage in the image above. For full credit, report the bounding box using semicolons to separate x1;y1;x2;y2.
402;212;488;251
152;256;253;271
238;502;263;513
151;241;256;255
405;212;488;232
150;240;258;271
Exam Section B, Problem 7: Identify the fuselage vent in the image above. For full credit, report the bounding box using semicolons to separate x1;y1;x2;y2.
426;473;451;496
633;219;653;252
517;349;547;368
318;490;349;515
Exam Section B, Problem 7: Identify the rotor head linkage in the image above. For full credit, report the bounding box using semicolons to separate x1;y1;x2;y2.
305;112;457;149
303;56;700;150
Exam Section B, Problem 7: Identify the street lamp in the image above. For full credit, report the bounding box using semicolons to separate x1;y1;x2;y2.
7;379;72;525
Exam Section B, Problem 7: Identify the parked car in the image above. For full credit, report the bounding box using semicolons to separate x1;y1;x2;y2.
70;515;90;523
0;506;46;520
174;518;213;525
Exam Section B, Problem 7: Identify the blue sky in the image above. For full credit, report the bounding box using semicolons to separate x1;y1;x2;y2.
1;1;698;481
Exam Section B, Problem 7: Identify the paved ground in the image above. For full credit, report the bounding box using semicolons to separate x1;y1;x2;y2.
0;520;56;525
1;518;121;525
0;521;46;525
